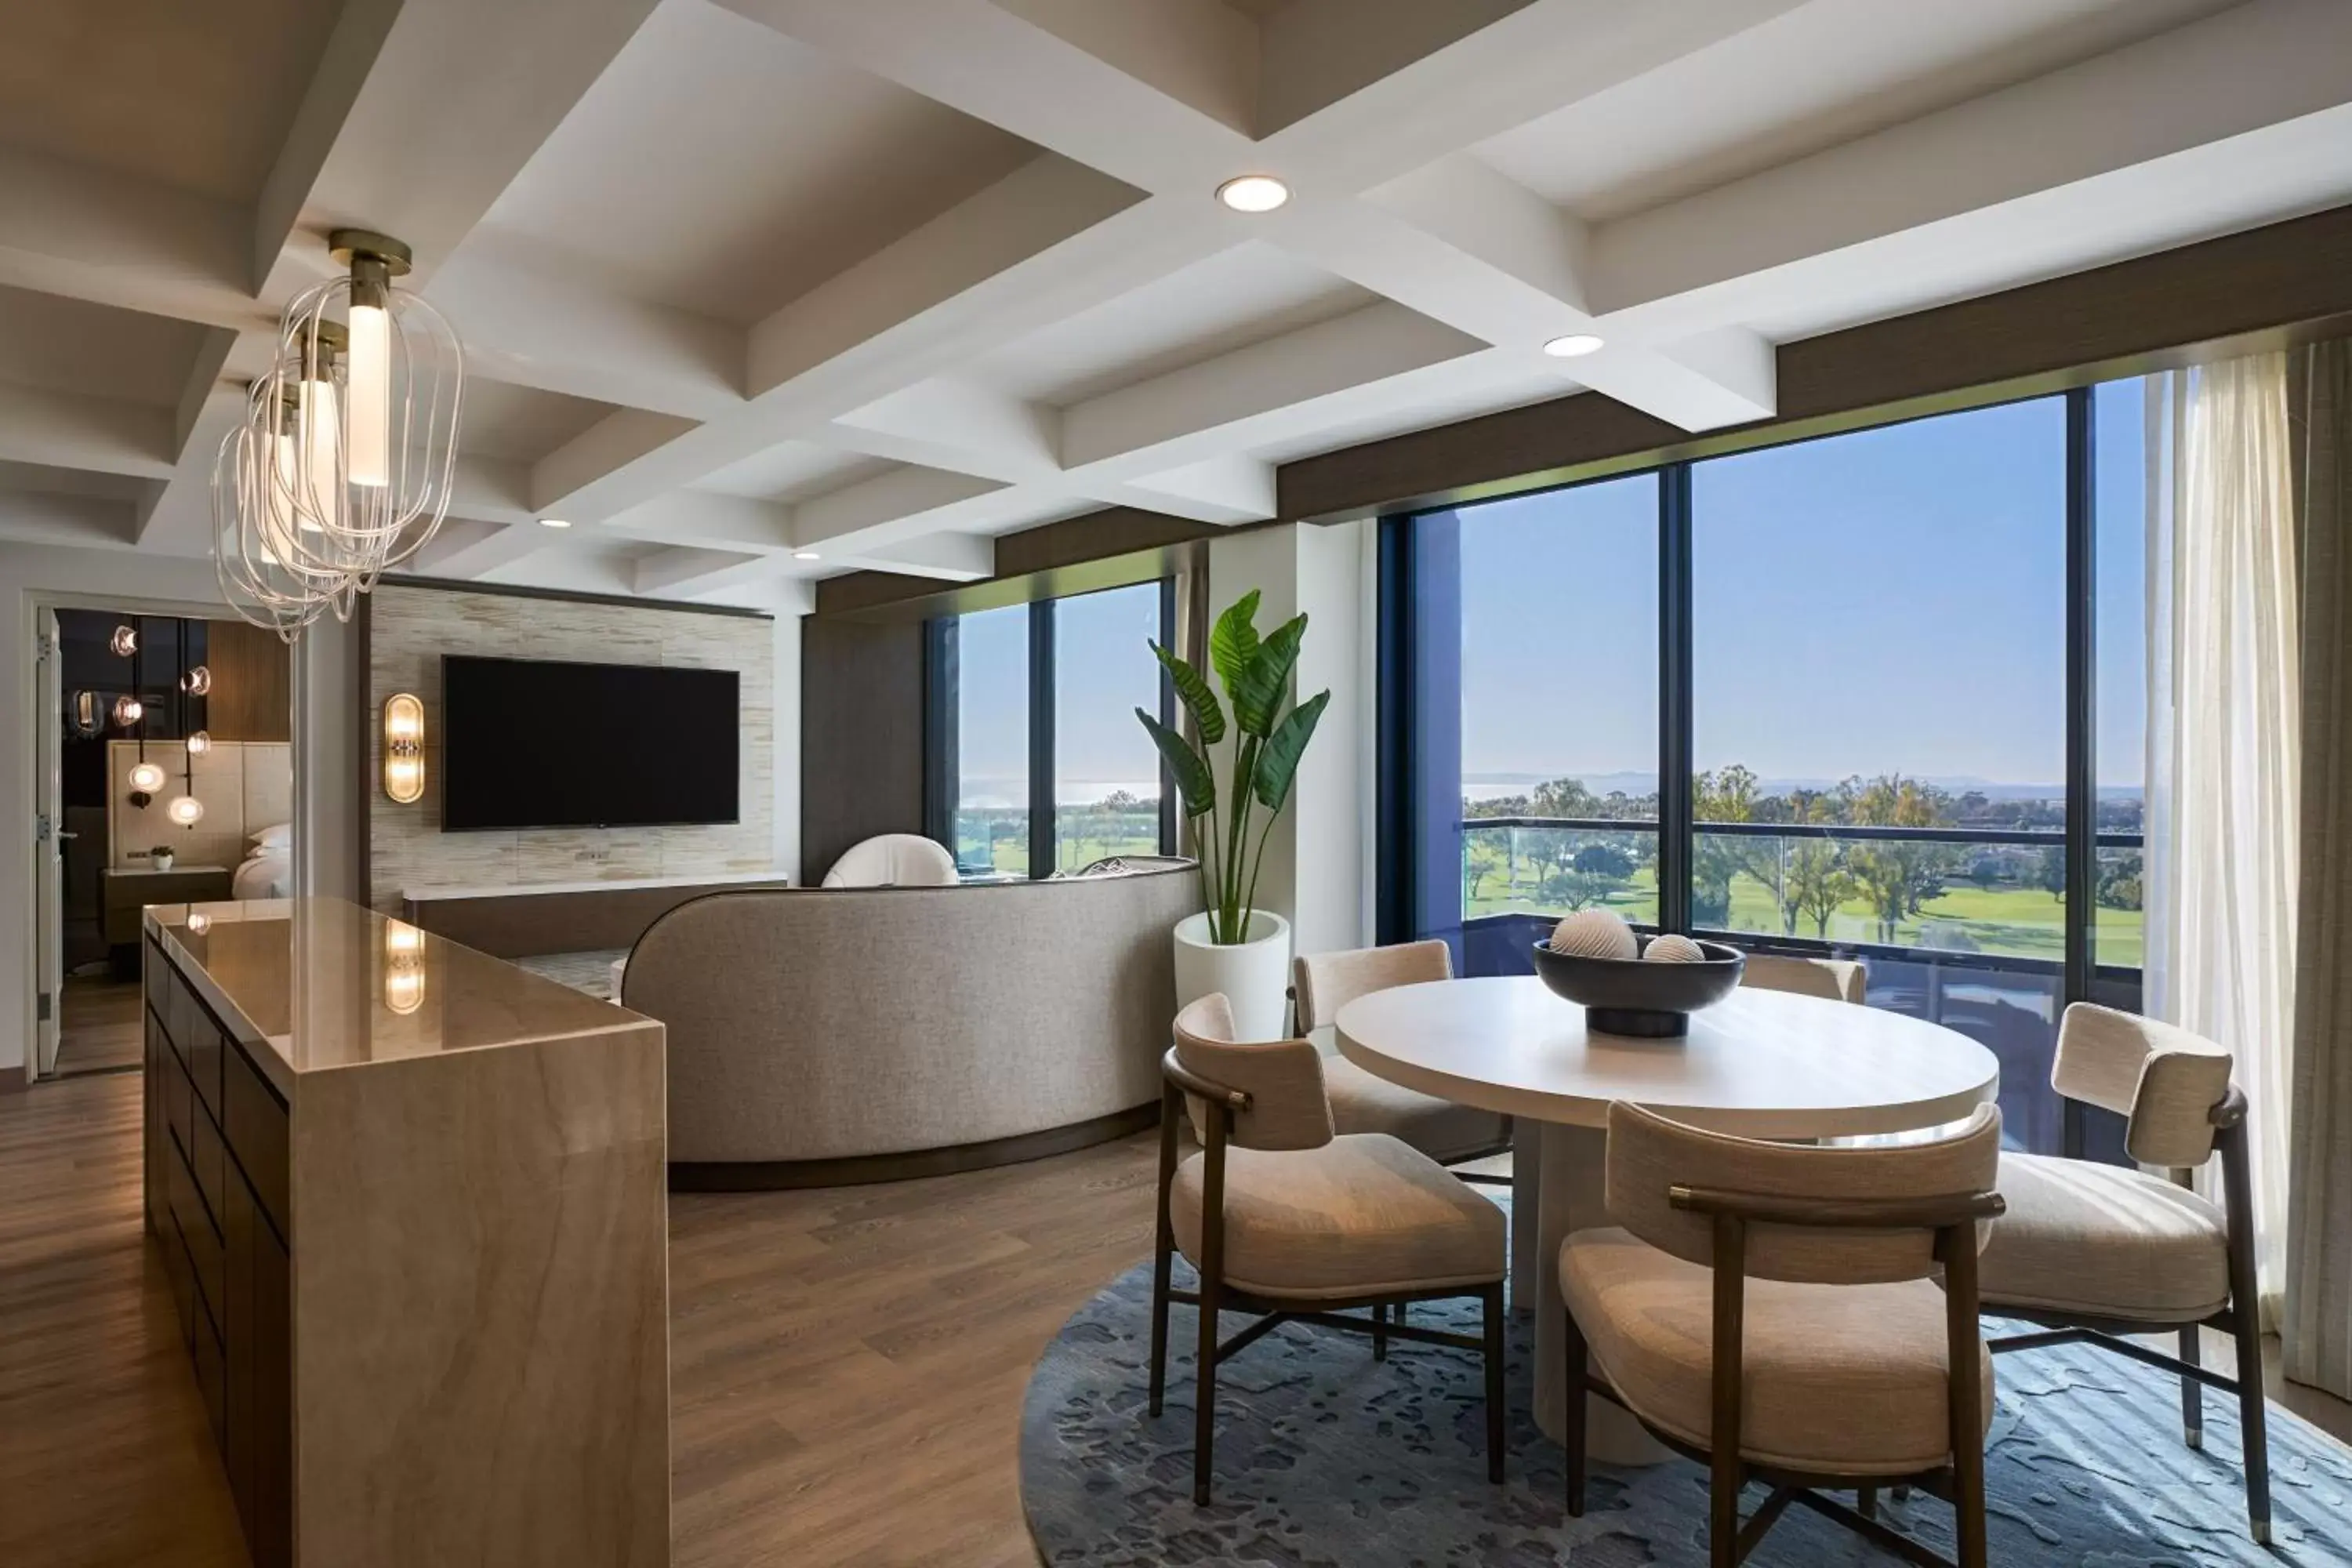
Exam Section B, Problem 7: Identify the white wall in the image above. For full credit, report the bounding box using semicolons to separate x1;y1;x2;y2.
1204;520;1375;964
1;543;235;1082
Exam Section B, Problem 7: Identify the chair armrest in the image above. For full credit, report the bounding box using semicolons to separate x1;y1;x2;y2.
1668;1185;2005;1229
2209;1083;2248;1130
1161;1046;1251;1111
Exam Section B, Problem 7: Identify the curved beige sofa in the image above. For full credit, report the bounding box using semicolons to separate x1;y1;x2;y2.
623;862;1199;1187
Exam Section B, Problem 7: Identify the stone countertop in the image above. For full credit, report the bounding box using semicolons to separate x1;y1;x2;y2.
144;897;657;1096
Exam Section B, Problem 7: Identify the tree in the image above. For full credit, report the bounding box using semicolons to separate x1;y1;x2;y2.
1841;774;1954;944
2097;852;2143;911
2035;845;2067;902
1785;840;1853;938
1693;765;1780;927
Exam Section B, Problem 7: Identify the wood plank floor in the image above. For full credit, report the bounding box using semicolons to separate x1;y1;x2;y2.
0;1070;1156;1568
53;977;143;1077
4;1071;2344;1566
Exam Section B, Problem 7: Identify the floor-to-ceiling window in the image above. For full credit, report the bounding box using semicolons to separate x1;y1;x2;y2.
931;581;1174;879
948;603;1031;877
1385;382;2151;1153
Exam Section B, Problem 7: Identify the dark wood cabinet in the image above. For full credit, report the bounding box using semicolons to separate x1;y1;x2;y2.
144;938;292;1568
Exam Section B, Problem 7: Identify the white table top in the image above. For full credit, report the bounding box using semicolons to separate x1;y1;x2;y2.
1334;975;1998;1139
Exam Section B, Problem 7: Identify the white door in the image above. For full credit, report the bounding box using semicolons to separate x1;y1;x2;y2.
33;608;63;1078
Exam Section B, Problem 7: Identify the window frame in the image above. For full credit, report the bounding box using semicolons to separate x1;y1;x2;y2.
924;579;1178;879
1381;383;2139;1016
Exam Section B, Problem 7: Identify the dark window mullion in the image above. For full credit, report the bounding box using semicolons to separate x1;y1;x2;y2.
1658;464;1694;935
2063;386;2098;1155
922;617;958;851
1029;601;1055;879
1157;575;1178;855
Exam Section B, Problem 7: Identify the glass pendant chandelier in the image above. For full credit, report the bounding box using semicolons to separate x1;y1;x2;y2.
215;229;464;639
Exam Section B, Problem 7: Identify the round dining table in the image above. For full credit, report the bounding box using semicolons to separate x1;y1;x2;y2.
1332;975;1999;1461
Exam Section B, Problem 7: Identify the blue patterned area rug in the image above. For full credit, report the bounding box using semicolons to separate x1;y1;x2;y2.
1020;1261;2352;1566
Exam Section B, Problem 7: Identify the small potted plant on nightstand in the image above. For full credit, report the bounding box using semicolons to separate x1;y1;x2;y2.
1135;591;1329;1040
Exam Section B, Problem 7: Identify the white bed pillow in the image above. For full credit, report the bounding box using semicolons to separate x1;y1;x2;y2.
249;822;293;850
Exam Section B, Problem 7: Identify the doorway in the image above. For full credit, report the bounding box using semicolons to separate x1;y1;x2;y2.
31;606;291;1083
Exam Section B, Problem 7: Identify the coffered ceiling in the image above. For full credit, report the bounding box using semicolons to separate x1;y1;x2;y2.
0;0;2343;608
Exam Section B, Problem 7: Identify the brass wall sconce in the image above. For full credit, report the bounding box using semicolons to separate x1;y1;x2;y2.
383;693;425;804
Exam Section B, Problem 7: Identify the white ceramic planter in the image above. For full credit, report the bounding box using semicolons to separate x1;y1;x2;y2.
1173;909;1293;1041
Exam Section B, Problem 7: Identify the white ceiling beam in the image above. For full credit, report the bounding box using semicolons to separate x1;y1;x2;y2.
0;147;262;334
1587;0;2352;321
597;492;797;553
633;545;766;597
411;521;560;579
1364;154;1591;314
532;408;705;517
0;385;176;481
791;466;1007;550
844;529;996;582
1062;300;1485;468
1121;456;1277;520
835;377;1062;477
0;489;140;550
249;0;404;294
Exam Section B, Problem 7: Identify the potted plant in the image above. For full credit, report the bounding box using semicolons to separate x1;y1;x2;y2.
1135;591;1330;1040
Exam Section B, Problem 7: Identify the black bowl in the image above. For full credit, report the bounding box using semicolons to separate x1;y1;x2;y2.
1529;937;1746;1037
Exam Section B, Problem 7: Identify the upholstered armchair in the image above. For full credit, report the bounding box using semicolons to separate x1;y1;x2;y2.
1291;942;1512;1175
1739;952;1867;1004
1560;1100;2005;1567
819;833;958;887
1150;993;1508;1504
1975;1003;2269;1541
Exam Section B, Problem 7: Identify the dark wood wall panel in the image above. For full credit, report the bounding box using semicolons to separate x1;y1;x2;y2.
800;616;925;880
202;622;292;742
1280;201;2352;523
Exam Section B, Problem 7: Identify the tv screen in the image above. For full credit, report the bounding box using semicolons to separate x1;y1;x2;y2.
440;655;740;831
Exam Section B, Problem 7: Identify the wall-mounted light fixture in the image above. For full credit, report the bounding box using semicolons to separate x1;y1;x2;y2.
383;692;425;804
383;918;427;1014
70;691;100;739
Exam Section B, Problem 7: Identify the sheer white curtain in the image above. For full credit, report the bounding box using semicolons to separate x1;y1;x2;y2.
2143;353;2299;1321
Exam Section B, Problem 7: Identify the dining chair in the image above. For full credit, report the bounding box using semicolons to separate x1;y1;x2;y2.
1150;993;1508;1504
1974;1002;2269;1541
1560;1100;2004;1568
1739;953;1867;1004
1291;942;1512;1181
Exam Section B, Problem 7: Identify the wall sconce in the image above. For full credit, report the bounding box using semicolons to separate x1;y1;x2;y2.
112;695;143;729
181;664;212;695
383;692;425;804
69;691;100;739
167;795;205;827
383;919;426;1014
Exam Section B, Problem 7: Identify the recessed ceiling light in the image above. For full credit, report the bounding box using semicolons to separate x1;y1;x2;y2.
539;517;571;528
1543;333;1606;359
793;549;821;561
1216;175;1290;214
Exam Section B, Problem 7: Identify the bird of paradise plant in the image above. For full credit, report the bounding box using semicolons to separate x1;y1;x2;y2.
1135;591;1330;945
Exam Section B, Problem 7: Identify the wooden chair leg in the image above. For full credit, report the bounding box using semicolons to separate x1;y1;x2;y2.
1482;1283;1504;1484
1192;1265;1221;1505
2230;1304;2272;1543
1149;1086;1181;1418
2178;1325;2204;1450
1708;1214;1747;1568
1857;1486;1878;1520
1562;1305;1588;1518
2221;1120;2273;1544
1943;1228;1989;1568
1371;1301;1388;1362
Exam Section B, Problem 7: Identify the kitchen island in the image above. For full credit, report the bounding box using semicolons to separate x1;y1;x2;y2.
142;897;670;1568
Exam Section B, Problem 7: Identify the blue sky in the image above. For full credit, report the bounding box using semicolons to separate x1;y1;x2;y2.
964;377;2157;806
1458;379;2151;793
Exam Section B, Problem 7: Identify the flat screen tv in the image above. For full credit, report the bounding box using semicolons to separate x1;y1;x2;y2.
440;655;740;831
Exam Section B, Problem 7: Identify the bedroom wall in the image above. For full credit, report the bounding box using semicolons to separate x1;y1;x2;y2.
365;584;779;914
106;739;291;869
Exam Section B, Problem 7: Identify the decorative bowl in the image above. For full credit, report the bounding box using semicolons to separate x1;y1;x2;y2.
1529;937;1746;1037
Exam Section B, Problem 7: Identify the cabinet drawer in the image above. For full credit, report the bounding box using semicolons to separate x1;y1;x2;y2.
162;1045;195;1162
223;1040;290;1243
167;1135;224;1330
185;1007;225;1122
192;1106;228;1236
166;973;201;1071
193;1298;228;1446
144;938;171;1017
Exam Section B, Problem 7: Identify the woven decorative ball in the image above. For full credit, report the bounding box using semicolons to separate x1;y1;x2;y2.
1642;933;1708;964
1548;908;1638;960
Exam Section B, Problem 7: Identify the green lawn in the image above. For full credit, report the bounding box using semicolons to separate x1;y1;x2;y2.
1468;861;2143;966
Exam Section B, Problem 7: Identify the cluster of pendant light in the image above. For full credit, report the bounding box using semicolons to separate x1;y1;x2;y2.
110;616;210;828
213;229;464;641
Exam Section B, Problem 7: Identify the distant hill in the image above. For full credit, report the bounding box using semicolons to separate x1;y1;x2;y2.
1463;771;2142;802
